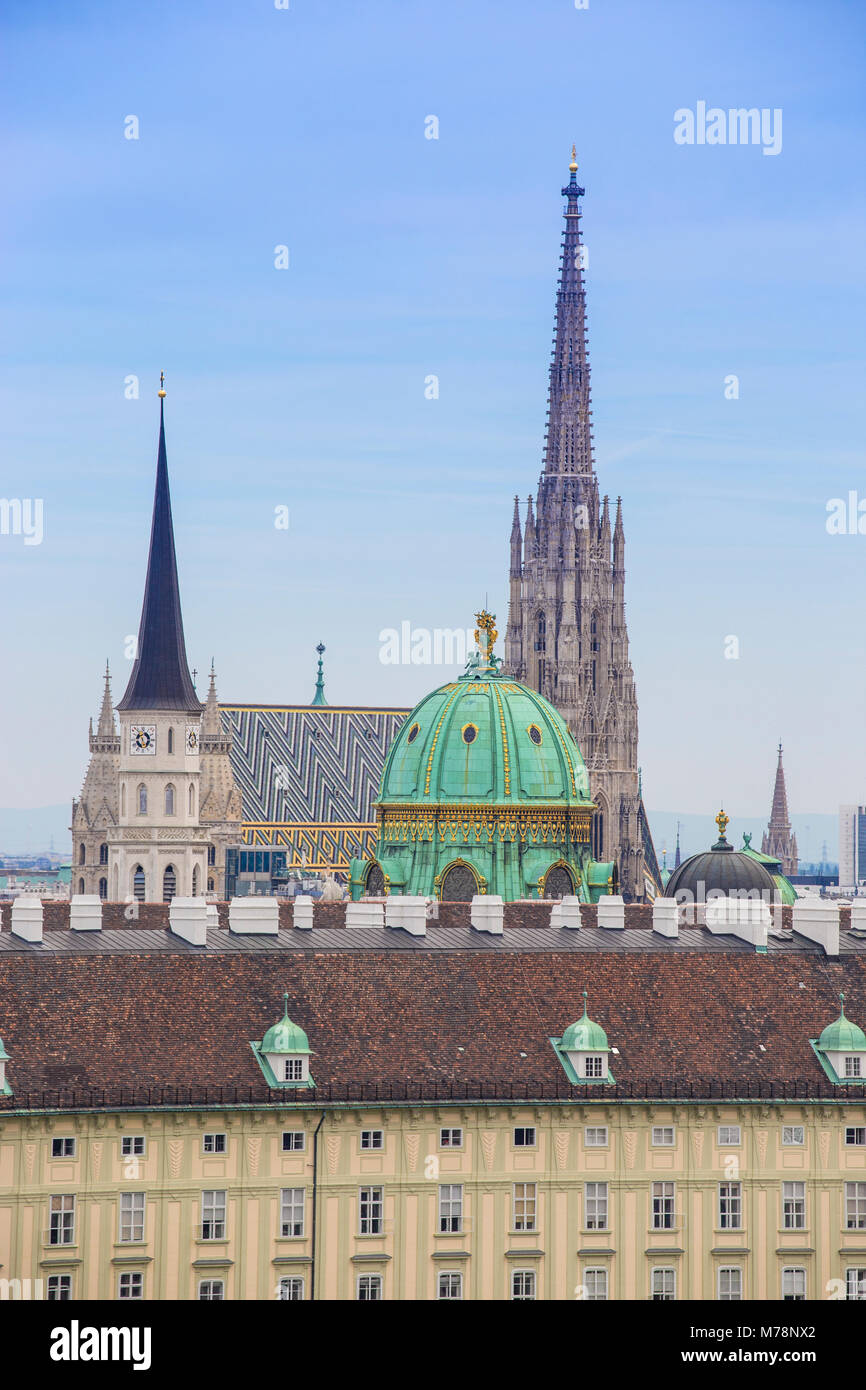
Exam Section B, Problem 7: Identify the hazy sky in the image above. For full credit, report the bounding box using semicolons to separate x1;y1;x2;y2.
2;0;864;829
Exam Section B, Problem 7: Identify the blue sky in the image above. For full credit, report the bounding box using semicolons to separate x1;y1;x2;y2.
2;0;864;856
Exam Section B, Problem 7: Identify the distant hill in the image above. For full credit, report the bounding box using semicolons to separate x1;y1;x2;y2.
0;806;71;857
647;810;839;868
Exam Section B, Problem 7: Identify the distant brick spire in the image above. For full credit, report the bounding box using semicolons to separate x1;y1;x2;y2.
761;743;798;876
118;383;203;714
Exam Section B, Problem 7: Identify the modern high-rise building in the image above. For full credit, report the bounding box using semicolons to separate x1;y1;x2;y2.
505;152;657;900
839;806;866;892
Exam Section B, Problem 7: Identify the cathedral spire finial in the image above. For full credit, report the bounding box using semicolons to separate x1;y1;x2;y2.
312;643;328;707
158;370;166;399
569;144;578;173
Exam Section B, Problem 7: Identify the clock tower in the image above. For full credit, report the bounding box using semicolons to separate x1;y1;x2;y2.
110;380;207;903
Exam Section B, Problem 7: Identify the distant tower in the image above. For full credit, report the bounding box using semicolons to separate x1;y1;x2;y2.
674;822;681;869
199;662;243;897
761;742;798;878
505;149;650;899
111;378;207;903
70;662;121;898
311;643;328;707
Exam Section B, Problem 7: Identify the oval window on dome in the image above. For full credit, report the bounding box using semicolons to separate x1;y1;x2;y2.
461;723;479;745
406;722;420;744
527;724;543;746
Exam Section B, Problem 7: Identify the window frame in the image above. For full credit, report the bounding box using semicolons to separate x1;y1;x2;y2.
582;1267;608;1301
584;1126;609;1148
437;1271;463;1300
781;1266;807;1301
511;1269;536;1301
513;1126;537;1148
121;1135;146;1158
280;1187;305;1238
651;1181;676;1231
846;1181;866;1230
512;1182;537;1233
845;1127;866;1147
782;1125;805;1147
51;1137;76;1159
651;1267;676;1301
717;1125;741;1147
49;1194;75;1246
202;1132;227;1155
718;1266;743;1301
584;1181;608;1231
782;1181;806;1231
438;1183;463;1234
719;1181;742;1231
358;1186;384;1236
439;1127;463;1149
201;1189;227;1241
278;1276;305;1301
846;1267;866;1300
198;1279;224;1301
118;1271;143;1300
281;1131;306;1153
119;1191;146;1243
360;1129;384;1151
651;1126;676;1148
46;1274;72;1301
357;1274;382;1301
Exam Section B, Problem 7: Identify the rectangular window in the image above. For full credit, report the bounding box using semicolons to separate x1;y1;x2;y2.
719;1182;742;1231
360;1130;384;1150
513;1127;536;1147
440;1128;463;1148
198;1280;224;1300
47;1275;72;1301
119;1192;145;1243
718;1126;741;1147
846;1127;866;1147
584;1126;608;1147
846;1268;866;1301
782;1126;805;1146
121;1136;146;1157
51;1138;76;1159
651;1268;676;1301
845;1056;862;1077
439;1184;463;1233
652;1126;675;1147
282;1131;305;1152
582;1268;608;1301
782;1267;806;1301
280;1188;305;1238
357;1274;382;1301
118;1272;143;1300
513;1183;537;1232
359;1187;383;1235
201;1190;226;1240
283;1058;304;1082
783;1182;806;1230
718;1267;742;1301
438;1272;463;1300
202;1133;226;1154
278;1277;305;1301
846;1182;866;1230
49;1195;75;1246
511;1270;536;1301
584;1055;604;1078
651;1182;675;1230
584;1182;608;1231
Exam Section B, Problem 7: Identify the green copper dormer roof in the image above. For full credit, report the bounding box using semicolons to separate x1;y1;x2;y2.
560;992;609;1052
377;613;592;808
0;1036;9;1062
0;1035;10;1095
817;995;866;1053
261;994;312;1055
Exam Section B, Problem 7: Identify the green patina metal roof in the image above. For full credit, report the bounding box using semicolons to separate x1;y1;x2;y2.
560;992;609;1052
378;661;593;808
260;994;312;1055
817;995;866;1053
741;835;797;905
0;1037;9;1062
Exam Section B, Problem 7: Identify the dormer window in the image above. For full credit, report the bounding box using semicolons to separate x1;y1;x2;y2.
812;994;866;1086
251;993;314;1090
0;1037;10;1097
551;991;615;1085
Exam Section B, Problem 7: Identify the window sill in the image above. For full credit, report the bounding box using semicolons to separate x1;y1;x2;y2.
113;1241;148;1250
509;1229;539;1237
275;1236;307;1244
195;1238;229;1246
581;1229;610;1236
714;1229;745;1236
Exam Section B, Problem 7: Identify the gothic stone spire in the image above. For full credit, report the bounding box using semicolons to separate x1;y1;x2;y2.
761;742;798;876
118;391;203;714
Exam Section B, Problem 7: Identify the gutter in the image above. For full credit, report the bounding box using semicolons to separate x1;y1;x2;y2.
310;1111;326;1302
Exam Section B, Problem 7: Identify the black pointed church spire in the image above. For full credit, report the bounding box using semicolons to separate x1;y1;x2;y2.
118;381;203;713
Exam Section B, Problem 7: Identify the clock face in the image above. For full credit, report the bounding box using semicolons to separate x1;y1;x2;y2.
129;724;156;755
186;725;200;753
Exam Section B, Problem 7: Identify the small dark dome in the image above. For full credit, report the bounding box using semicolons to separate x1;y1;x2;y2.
665;810;776;901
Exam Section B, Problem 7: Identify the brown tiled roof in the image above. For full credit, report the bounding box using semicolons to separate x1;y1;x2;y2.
1;945;865;1109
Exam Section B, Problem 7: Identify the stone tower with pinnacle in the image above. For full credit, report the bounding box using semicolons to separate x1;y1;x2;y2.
505;150;651;899
199;662;243;897
70;662;121;897
761;743;798;877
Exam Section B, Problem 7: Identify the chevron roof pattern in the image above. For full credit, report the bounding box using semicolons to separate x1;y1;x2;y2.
222;705;410;845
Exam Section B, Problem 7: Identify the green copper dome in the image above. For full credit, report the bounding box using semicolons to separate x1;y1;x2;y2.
818;997;866;1053
561;994;609;1052
261;996;311;1055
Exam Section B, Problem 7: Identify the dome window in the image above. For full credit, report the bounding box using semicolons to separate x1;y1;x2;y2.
251;994;314;1089
461;723;478;745
812;994;866;1086
551;991;614;1085
0;1036;10;1096
406;722;420;744
527;724;543;746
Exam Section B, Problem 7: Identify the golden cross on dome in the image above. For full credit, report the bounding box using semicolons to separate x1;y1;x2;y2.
569;144;578;172
474;609;498;661
715;808;729;839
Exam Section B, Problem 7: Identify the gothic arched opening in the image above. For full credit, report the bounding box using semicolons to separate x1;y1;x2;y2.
543;864;575;899
132;865;146;901
98;877;108;901
439;863;478;902
365;862;385;896
162;865;177;902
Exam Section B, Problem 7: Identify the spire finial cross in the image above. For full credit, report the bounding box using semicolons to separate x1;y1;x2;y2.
158;370;166;399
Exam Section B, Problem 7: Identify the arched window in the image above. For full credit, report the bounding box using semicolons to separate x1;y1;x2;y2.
79;843;86;865
543;864;575;900
439;862;478;902
133;865;146;901
78;877;85;895
188;783;195;816
364;863;385;896
165;784;175;816
590;612;599;694
98;877;108;901
207;877;215;893
162;865;176;902
120;783;126;817
207;844;216;867
99;843;108;865
535;611;546;653
137;784;147;815
591;800;606;862
192;865;200;898
168;728;174;754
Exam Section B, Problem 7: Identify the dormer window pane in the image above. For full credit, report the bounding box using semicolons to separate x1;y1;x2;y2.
845;1056;862;1077
584;1055;604;1078
284;1059;304;1082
